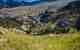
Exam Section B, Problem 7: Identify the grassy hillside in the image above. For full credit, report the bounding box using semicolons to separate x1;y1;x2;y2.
0;4;80;50
0;30;80;50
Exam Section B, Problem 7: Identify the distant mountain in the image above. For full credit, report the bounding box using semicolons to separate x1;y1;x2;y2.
58;0;80;11
0;0;57;9
0;0;78;9
0;0;47;8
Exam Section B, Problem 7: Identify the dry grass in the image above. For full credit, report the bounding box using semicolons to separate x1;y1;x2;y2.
0;30;80;50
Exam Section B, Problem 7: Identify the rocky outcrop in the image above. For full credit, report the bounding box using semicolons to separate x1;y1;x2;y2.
0;9;78;35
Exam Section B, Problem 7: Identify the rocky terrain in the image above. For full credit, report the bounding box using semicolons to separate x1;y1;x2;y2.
0;0;80;35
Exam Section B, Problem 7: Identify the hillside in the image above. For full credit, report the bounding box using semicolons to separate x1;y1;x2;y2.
0;0;80;34
0;0;80;50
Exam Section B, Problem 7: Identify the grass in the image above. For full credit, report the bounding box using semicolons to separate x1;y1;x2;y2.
0;31;80;50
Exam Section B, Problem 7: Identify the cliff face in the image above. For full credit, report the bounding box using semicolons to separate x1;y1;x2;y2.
0;6;48;16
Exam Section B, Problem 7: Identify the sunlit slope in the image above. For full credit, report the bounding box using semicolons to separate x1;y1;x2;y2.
0;31;80;50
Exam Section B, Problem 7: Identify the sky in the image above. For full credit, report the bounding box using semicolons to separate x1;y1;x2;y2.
3;0;40;2
14;0;40;2
21;0;40;2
